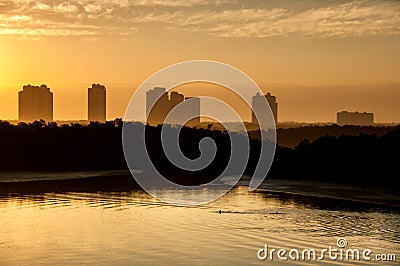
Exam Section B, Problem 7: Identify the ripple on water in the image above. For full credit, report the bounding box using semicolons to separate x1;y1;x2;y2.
0;187;398;265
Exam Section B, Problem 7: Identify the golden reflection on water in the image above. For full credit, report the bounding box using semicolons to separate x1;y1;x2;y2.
0;187;399;265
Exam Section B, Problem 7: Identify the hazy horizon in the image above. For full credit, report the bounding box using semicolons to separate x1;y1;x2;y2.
1;82;399;123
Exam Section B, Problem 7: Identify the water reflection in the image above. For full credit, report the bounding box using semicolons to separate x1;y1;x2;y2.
0;187;398;265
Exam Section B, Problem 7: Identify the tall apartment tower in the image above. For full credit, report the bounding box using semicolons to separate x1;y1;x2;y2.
251;92;278;125
146;87;201;126
183;96;201;126
88;84;106;122
18;84;53;122
146;87;169;125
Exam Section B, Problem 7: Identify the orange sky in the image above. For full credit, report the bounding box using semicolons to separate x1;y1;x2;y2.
0;0;399;122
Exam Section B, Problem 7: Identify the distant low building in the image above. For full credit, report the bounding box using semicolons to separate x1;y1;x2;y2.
88;84;106;122
18;84;53;122
337;111;374;125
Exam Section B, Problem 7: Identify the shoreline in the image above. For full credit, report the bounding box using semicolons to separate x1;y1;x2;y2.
0;171;399;207
254;179;400;208
0;171;139;194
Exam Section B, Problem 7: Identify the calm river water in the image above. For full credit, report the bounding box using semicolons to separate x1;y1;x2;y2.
0;186;399;265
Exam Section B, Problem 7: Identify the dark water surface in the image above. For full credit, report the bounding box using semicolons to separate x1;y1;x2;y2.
0;185;399;265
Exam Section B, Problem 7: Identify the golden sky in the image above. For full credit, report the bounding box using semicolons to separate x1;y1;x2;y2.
0;0;399;122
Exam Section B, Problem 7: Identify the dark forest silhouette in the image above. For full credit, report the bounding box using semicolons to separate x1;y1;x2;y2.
0;119;399;188
275;124;395;148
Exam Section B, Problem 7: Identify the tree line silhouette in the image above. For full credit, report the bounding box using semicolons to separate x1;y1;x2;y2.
0;119;398;187
276;124;396;148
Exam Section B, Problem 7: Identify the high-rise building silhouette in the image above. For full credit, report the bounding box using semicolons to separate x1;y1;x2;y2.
251;92;278;124
18;84;53;122
169;91;185;108
88;84;106;122
183;97;201;126
146;87;200;126
168;91;185;124
146;87;170;125
337;111;374;125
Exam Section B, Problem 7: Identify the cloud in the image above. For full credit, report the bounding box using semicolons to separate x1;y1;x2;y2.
32;3;78;13
83;0;234;8
53;3;78;13
161;2;400;38
0;0;399;38
0;27;96;36
84;4;102;13
6;14;32;21
0;12;98;38
129;0;234;7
